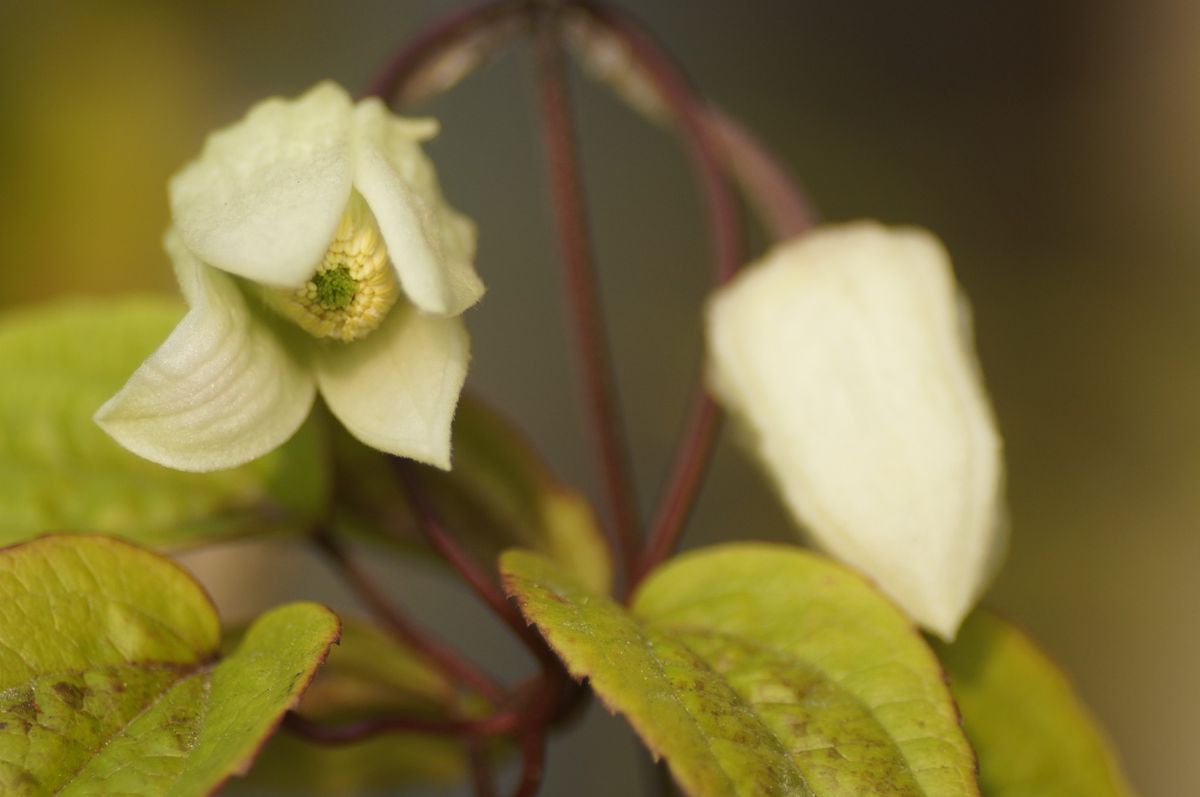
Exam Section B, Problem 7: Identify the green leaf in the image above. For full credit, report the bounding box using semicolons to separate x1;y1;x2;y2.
339;396;612;593
0;534;340;796
240;619;481;794
932;612;1136;797
0;297;329;548
502;544;980;797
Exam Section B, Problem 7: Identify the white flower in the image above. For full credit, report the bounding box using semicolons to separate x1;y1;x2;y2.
96;82;483;472
705;222;1006;639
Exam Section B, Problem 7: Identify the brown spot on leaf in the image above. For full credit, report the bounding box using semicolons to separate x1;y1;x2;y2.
53;682;87;710
164;711;197;752
5;693;39;732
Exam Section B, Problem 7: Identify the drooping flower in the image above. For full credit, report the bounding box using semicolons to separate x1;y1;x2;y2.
96;82;483;472
705;222;1006;639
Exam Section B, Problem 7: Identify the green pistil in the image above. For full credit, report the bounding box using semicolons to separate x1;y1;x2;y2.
313;266;357;310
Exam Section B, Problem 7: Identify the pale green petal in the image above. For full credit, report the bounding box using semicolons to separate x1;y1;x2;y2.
706;222;1005;640
315;302;468;469
351;99;484;316
169;81;355;288
95;231;316;472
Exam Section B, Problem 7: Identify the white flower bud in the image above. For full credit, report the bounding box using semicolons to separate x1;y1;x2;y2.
705;222;1007;639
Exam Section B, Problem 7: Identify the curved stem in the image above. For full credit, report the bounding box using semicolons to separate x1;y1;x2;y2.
393;460;560;670
367;0;530;103
283;705;523;744
533;5;643;584
569;2;745;587
285;668;574;797
284;674;549;746
702;107;818;240
313;529;505;704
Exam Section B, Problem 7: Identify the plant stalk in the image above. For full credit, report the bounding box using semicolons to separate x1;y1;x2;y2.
532;4;644;584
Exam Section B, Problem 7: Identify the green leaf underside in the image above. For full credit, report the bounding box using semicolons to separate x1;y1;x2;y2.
0;297;327;549
241;618;484;794
237;733;469;795
338;396;611;593
285;618;459;718
933;612;1135;797
502;544;979;797
0;535;339;797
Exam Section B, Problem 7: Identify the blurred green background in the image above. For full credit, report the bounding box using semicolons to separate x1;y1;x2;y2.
1;1;1196;795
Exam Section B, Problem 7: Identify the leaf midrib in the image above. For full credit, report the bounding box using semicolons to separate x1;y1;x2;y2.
665;623;970;797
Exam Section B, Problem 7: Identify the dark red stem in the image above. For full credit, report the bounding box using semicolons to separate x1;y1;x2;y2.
512;728;549;797
469;735;500;797
284;674;552;746
703;107;818;240
367;0;528;102
533;4;644;585
507;664;565;797
571;2;744;586
393;461;560;669
283;705;523;744
635;397;720;583
313;529;505;704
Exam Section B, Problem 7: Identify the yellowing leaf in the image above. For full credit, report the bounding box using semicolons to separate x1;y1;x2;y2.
0;297;328;548
502;544;980;797
0;534;339;796
933;612;1136;797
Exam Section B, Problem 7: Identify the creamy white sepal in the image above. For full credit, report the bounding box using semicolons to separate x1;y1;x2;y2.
705;221;1006;639
169;81;355;288
95;230;317;472
315;300;469;470
352;99;483;316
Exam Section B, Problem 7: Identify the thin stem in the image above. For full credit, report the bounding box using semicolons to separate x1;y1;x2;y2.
507;670;562;797
575;2;742;284
393;460;559;669
570;3;745;585
702;107;818;240
511;728;549;797
533;3;643;584
635;397;720;583
285;669;575;797
469;735;500;797
367;0;529;103
284;674;550;746
313;529;505;704
283;705;523;744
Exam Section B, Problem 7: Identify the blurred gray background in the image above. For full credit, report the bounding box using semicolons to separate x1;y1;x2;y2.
2;1;1197;795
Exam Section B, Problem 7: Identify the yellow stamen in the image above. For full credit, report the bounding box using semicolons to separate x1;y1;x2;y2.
272;193;399;343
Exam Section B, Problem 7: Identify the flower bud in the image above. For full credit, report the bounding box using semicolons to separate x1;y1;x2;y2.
705;222;1006;639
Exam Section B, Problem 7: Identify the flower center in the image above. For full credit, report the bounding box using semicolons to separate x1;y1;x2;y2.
312;266;357;310
272;194;400;343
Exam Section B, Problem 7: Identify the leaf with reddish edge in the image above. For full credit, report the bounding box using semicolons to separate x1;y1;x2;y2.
933;611;1136;797
0;534;339;796
502;544;980;797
